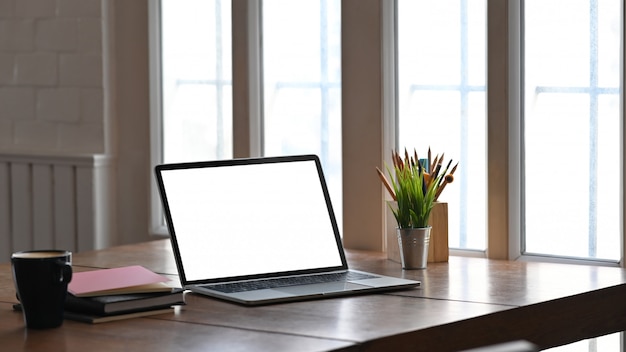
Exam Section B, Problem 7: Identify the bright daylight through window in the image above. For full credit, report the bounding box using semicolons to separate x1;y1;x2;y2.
161;0;233;163
262;0;342;223
159;0;342;226
523;0;621;262
397;0;487;251
158;0;622;262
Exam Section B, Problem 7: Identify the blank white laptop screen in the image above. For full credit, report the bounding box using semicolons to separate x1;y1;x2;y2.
159;158;344;282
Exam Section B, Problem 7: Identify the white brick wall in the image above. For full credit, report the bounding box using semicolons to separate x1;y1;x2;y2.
0;0;104;153
15;53;57;85
37;87;80;122
15;0;56;18
0;54;13;83
36;18;79;51
0;120;12;146
0;87;36;120
0;20;35;51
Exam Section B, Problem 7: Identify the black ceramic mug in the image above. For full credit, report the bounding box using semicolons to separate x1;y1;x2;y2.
11;250;73;329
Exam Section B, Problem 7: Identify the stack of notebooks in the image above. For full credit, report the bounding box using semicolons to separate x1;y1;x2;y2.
64;265;186;324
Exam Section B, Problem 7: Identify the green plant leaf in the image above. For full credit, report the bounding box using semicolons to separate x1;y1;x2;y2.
386;149;447;229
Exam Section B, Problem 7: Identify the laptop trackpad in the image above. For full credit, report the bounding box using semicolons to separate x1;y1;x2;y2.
275;282;369;295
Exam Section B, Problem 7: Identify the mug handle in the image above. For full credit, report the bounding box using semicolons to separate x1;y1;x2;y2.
56;261;73;284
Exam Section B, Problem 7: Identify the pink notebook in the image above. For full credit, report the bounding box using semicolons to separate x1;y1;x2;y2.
69;265;171;297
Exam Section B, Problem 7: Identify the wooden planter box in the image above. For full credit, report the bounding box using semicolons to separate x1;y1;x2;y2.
386;202;449;263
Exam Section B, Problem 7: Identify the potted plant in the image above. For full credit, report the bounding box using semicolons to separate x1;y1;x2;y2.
377;148;457;269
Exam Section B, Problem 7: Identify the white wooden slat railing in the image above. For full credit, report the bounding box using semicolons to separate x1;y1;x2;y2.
0;152;112;262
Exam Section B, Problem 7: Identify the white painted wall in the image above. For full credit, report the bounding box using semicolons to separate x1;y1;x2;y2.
0;0;105;153
0;0;153;249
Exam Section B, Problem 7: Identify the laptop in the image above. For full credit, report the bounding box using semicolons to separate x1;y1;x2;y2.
154;154;420;305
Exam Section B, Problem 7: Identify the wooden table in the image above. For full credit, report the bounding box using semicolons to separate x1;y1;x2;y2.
1;239;626;351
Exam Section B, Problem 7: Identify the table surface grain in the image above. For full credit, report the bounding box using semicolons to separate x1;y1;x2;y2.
1;239;625;352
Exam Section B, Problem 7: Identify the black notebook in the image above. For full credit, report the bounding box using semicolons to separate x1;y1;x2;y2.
64;308;175;324
64;288;185;315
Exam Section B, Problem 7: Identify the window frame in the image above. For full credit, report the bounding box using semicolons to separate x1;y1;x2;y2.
507;0;625;266
148;0;626;267
149;0;166;236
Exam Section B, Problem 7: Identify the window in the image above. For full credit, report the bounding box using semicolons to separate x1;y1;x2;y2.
522;0;621;262
153;0;342;233
160;0;233;163
397;0;487;251
262;0;342;222
151;1;625;268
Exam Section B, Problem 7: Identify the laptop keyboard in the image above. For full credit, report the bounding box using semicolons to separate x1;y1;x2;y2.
202;271;378;294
